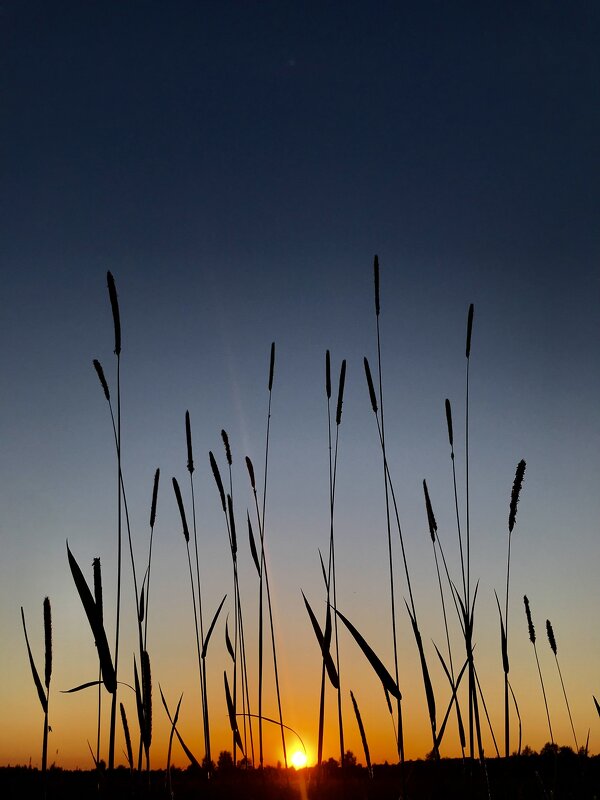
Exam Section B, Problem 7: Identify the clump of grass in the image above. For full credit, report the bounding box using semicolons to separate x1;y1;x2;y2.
546;619;578;751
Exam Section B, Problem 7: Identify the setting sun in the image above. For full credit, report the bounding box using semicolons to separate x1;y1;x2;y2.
291;750;307;769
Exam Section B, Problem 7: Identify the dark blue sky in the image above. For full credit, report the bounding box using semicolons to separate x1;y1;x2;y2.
1;1;599;765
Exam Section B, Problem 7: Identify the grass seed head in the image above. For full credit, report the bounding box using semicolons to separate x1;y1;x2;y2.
423;480;437;542
209;451;226;513
509;459;527;533
325;350;331;400
172;477;189;542
445;398;453;448
364;357;378;413
185;410;194;474
245;455;256;491
221;429;232;465
268;342;275;392
150;468;160;528
523;595;535;644
374;254;380;317
335;359;347;426
106;271;121;356
92;359;110;401
465;303;474;358
546;619;557;655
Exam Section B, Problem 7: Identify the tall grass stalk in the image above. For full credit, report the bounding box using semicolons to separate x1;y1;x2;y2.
106;271;121;770
364;355;438;757
249;341;287;768
185;411;211;767
21;599;52;786
172;475;207;762
502;459;526;757
320;356;346;767
93;557;103;766
546;619;578;751
369;255;403;763
143;468;160;649
423;480;465;758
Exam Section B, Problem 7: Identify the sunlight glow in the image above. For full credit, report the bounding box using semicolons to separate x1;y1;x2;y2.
291;750;307;769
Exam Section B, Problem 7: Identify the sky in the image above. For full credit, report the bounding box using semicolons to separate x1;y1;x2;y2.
1;0;599;770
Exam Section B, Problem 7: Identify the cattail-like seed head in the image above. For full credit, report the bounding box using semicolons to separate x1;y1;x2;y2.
325;350;331;400
245;456;256;491
172;477;189;542
465;303;474;359
335;359;347;426
150;468;160;529
43;597;52;690
227;494;237;556
221;429;232;466
106;271;121;356
209;451;226;513
509;459;526;533
546;619;557;655
423;480;437;542
185;411;194;474
374;254;380;317
523;595;535;644
268;342;275;392
92;359;110;401
92;557;103;623
445;398;453;448
364;357;378;413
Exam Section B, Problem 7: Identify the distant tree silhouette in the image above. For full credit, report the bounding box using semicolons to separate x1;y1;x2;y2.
217;750;234;772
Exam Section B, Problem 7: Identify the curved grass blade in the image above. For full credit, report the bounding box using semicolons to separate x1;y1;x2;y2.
225;617;235;662
302;593;338;690
434;656;469;750
166;692;183;795
201;594;227;659
508;680;522;756
350;690;372;777
433;643;466;751
67;543;116;693
405;602;436;735
21;607;47;713
594;696;600;718
247;513;260;576
350;690;372;774
120;703;134;772
224;672;244;754
335;607;400;700
159;685;199;768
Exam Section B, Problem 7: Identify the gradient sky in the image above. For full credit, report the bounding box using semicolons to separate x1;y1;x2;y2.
1;1;599;769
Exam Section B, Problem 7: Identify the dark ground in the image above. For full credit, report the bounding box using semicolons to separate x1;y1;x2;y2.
1;753;598;800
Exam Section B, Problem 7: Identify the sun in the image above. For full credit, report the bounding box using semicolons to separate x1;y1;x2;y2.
291;750;307;769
